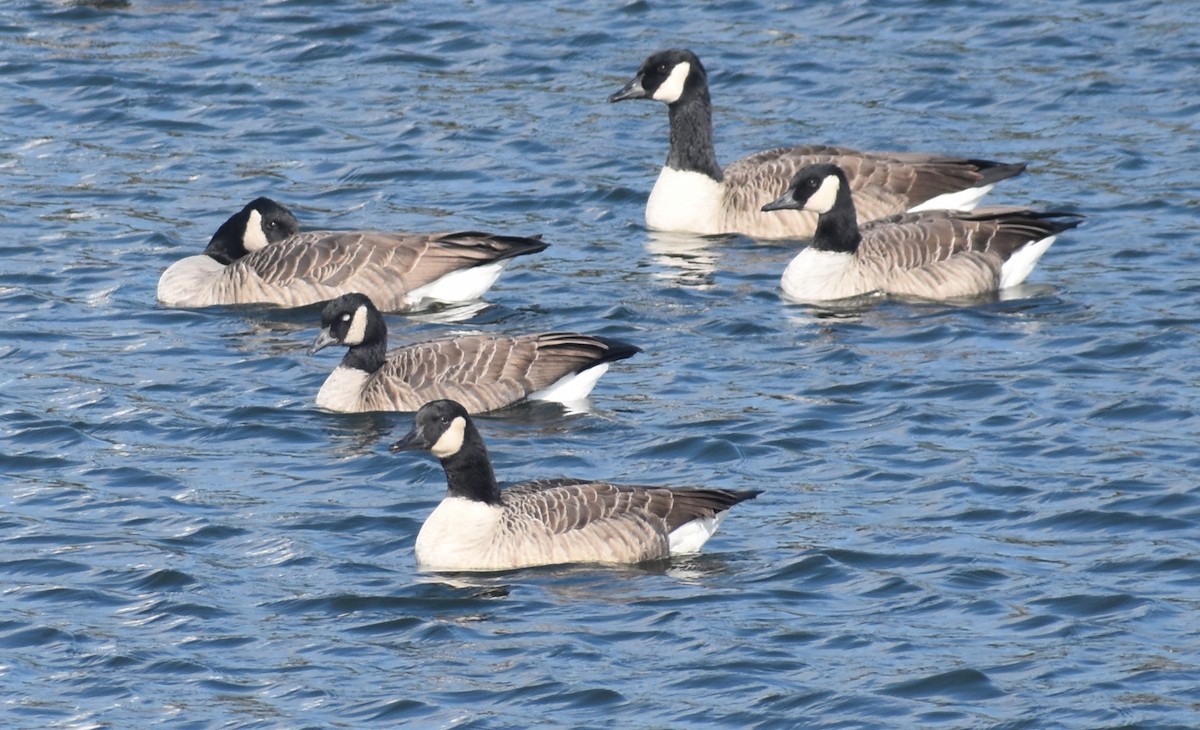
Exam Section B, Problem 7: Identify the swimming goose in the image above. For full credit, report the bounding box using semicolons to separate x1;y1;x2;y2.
157;197;548;312
761;163;1082;302
609;48;1026;239
309;293;641;413
390;399;761;571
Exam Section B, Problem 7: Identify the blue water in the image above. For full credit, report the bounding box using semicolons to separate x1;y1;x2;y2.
2;0;1199;727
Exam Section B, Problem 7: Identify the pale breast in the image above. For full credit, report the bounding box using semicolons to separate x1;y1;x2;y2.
156;255;226;307
314;366;372;412
646;167;724;235
415;497;506;571
780;249;870;302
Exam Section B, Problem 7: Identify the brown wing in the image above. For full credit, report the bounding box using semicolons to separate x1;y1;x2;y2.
856;208;1078;298
219;230;545;309
360;333;638;413
503;480;759;535
721;145;1024;237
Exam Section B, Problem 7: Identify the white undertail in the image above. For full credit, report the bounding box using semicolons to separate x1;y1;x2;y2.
999;234;1057;289
907;184;995;213
527;363;610;404
668;512;728;554
405;261;509;306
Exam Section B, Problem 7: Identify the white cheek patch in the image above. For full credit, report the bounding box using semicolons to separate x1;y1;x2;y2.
430;416;466;458
242;209;269;252
805;175;841;214
343;305;368;346
652;62;690;104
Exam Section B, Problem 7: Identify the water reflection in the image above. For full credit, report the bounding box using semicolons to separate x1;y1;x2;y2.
643;230;730;287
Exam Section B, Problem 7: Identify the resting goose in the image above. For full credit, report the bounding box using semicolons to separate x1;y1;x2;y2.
390;399;761;572
309;293;640;413
609;48;1026;239
157;197;548;312
761;163;1082;302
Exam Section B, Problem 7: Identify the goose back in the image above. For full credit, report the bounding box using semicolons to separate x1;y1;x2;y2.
717;145;1027;240
208;230;546;311
349;332;640;413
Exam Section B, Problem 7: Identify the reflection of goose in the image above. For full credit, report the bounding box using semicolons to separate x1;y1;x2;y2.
390;399;761;572
309;293;640;414
157;197;547;312
644;230;723;287
762;164;1082;302
609;49;1025;239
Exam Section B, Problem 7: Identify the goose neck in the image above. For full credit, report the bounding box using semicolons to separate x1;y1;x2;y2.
441;442;503;506
666;91;723;181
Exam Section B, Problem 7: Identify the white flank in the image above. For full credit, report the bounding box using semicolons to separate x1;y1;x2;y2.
645;167;724;234
804;174;841;214
344;305;369;346
528;363;610;404
652;61;691;104
415;496;505;572
314;366;370;412
999;234;1057;289
907;183;995;213
405;261;508;306
430;416;467;458
780;248;859;302
156;255;225;307
242;209;269;252
668;512;727;554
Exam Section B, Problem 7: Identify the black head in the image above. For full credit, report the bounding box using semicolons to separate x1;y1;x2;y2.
609;48;706;105
308;292;386;355
389;400;475;458
761;164;850;214
203;197;300;265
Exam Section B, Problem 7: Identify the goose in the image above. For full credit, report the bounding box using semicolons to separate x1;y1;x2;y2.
390;399;761;572
157;197;548;312
308;293;641;413
761;163;1082;302
609;48;1026;239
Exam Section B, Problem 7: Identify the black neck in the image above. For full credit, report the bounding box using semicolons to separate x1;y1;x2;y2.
666;89;723;180
811;190;862;254
340;338;387;374
441;433;503;506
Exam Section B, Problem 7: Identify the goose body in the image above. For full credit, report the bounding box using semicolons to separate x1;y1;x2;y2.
762;164;1082;302
309;293;640;413
609;49;1026;239
391;400;761;572
157;198;547;312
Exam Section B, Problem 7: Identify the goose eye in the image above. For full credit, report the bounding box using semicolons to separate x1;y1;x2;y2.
340;313;351;322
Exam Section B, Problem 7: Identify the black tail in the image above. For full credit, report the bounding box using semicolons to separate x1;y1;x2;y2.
969;159;1028;186
441;232;550;262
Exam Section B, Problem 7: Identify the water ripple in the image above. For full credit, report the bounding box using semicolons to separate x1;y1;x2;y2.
2;0;1199;727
